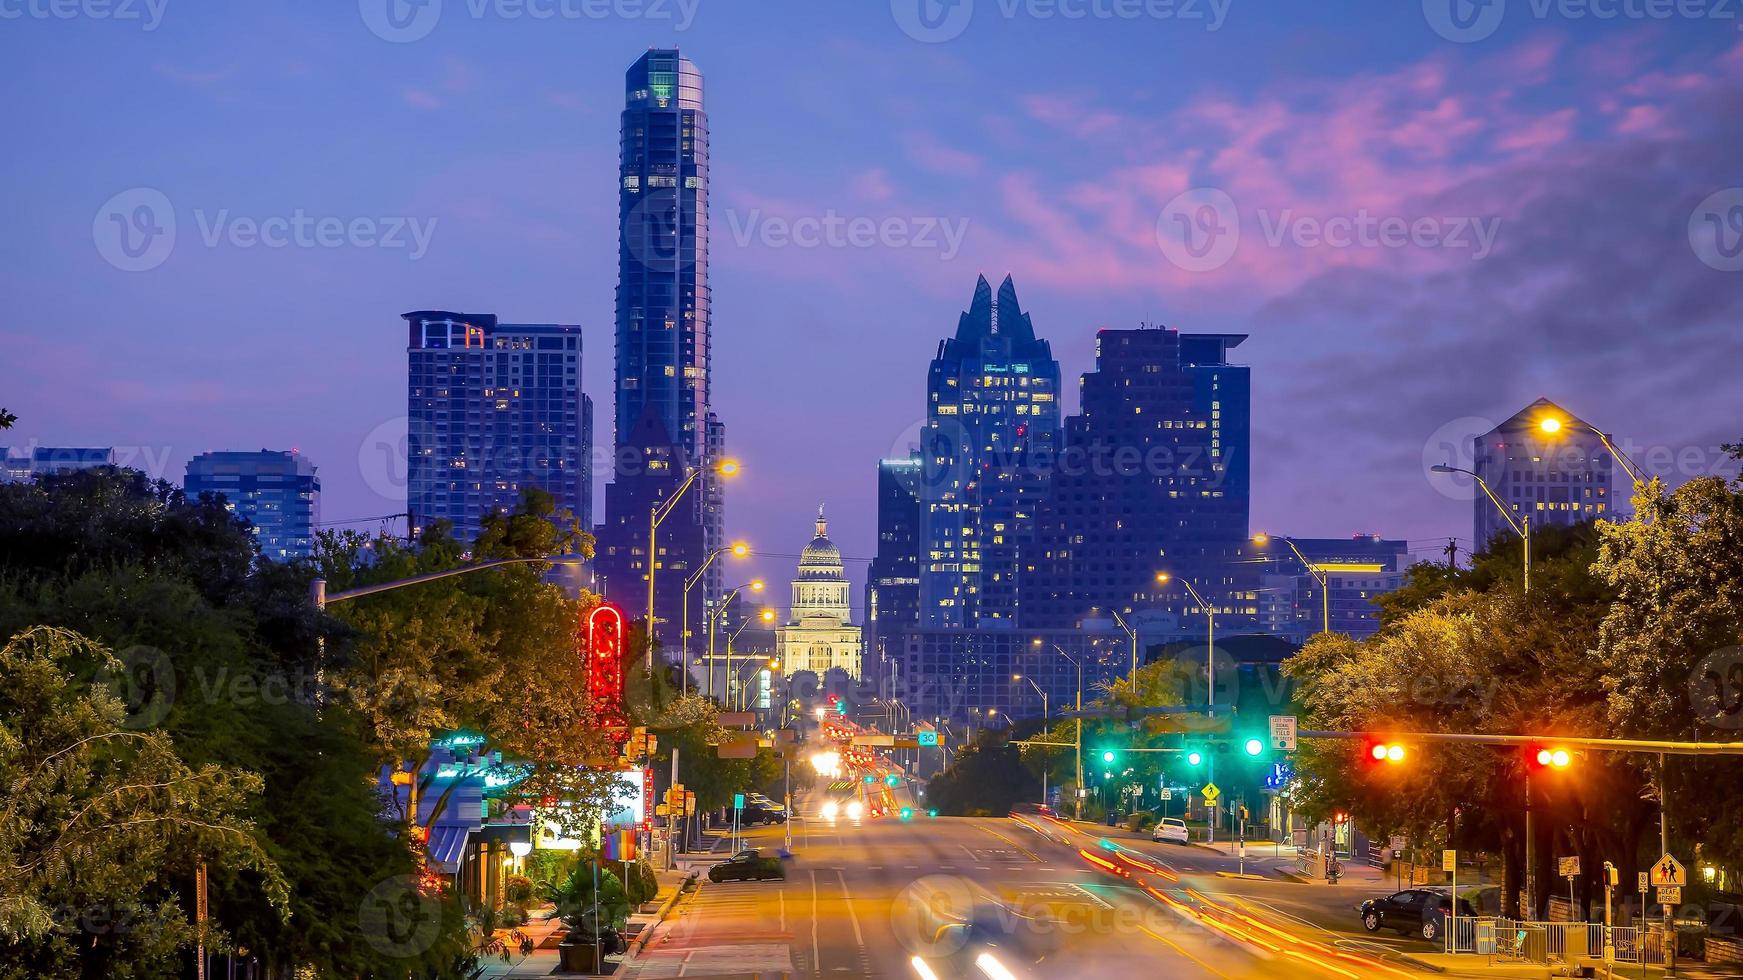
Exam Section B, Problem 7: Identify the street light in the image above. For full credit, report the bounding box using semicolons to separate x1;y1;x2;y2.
1430;464;1531;594
706;581;764;702
1252;533;1336;630
724;604;773;710
681;540;752;695
648;458;742;673
1047;642;1086;821
1156;572;1217;715
1534;413;1645;488
1012;674;1048;721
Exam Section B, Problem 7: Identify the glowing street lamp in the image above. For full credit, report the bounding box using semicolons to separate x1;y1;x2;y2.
649;458;742;672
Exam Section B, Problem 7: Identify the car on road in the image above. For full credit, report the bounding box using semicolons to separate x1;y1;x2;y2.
708;849;785;883
741;801;787;825
1358;889;1476;941
1151;817;1190;845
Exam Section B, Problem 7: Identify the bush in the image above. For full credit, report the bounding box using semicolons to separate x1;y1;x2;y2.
504;874;534;906
1127;811;1158;833
525;850;577;890
499;904;528;928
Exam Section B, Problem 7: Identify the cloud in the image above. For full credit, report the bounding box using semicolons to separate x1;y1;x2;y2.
902;130;982;177
849;168;896;202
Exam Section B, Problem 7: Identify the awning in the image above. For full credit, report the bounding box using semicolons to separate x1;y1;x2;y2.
427;824;472;874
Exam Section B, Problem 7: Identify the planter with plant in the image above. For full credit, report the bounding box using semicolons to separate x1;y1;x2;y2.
546;864;631;975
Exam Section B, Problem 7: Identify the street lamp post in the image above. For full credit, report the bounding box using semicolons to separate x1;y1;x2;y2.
1015;674;1050;806
1158;572;1219;842
705;583;765;703
1253;532;1336;630
1047;642;1085;821
1110;609;1139;677
681;542;750;695
647;459;740;675
1428;467;1531;594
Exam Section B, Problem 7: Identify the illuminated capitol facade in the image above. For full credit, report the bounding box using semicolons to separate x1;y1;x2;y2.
776;508;864;681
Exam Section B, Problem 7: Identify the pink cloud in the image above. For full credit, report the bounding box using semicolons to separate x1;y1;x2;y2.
902;130;982;177
402;88;443;111
849;168;896;202
1494;107;1577;152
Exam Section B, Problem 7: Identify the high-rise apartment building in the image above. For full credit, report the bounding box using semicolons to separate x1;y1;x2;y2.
1469;398;1619;552
402;312;591;545
918;274;1060;629
0;447;115;482
185;450;321;561
866;457;922;667
594;48;725;652
1030;326;1255;633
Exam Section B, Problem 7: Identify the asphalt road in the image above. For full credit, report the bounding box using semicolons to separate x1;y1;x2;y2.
626;789;1455;979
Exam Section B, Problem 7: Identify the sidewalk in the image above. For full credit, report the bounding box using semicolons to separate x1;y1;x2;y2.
471;868;693;978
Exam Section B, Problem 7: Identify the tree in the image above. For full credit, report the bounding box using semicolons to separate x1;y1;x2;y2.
1594;476;1743;864
0;408;15;429
0;627;286;977
929;730;1039;816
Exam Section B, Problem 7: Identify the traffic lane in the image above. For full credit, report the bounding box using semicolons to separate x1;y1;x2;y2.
1004;815;1443;971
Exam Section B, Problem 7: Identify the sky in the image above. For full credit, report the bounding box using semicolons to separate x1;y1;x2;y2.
3;0;1742;601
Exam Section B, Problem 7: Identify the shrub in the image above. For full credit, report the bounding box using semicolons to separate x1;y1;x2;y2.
504;874;534;906
1127;811;1158;833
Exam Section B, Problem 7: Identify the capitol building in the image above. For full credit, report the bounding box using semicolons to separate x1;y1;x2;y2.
775;508;864;681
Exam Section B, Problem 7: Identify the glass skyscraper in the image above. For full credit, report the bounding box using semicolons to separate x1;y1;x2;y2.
184;449;321;561
402;312;592;546
918;274;1060;629
595;49;725;651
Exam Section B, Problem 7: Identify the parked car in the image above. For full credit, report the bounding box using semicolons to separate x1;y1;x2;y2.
741;801;787;825
1151;817;1190;845
709;849;785;883
1358;889;1477;941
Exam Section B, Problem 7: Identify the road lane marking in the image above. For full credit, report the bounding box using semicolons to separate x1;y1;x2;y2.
969;822;1041;862
809;870;820;972
836;869;866;948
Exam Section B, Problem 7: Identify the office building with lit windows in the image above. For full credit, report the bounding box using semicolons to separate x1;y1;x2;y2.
1029;326;1257;635
185;450;321;561
1252;535;1411;643
917;274;1060;629
402;312;591;545
866;457;923;667
1469;398;1619;552
594;48;726;651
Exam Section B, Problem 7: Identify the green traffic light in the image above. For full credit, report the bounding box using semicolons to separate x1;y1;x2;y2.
900;807;913;821
885;774;901;787
927;808;938;818
1102;750;1116;763
1187;750;1204;766
1244;738;1264;757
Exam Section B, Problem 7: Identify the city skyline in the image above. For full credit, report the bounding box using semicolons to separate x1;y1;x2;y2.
6;6;1742;602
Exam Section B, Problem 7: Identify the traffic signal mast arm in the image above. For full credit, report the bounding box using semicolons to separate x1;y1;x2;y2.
1304;730;1743;757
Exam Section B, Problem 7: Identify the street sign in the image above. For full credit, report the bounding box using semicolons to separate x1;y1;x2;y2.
1443;850;1457;873
1657;885;1682;906
1200;783;1220;803
1638;871;1649;893
1559;856;1580;879
1269;715;1298;752
733;793;745;810
917;731;940;747
1390;835;1407;852
1651;853;1686;887
1160;789;1172;801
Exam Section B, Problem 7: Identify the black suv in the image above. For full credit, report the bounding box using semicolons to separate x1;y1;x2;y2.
708;849;785;883
1358;889;1476;941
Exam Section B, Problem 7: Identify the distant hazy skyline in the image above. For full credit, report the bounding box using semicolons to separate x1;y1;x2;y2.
5;2;1742;597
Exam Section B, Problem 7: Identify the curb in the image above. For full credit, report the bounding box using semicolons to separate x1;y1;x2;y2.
1213;871;1271;880
616;870;696;970
1394;953;1450;974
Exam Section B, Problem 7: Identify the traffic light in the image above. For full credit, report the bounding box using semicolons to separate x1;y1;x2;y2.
927;808;939;818
885;773;901;788
899;807;914;821
1367;741;1407;764
1530;746;1573;770
1186;749;1204;767
1102;750;1117;764
1242;737;1264;757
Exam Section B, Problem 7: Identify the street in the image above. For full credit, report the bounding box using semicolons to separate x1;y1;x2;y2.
627;791;1452;979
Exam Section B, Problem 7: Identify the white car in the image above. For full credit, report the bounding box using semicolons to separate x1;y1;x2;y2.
1151;817;1190;844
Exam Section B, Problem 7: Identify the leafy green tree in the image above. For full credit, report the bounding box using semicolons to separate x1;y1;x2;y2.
1594;476;1743;864
0;408;15;429
0;627;286;977
929;730;1039;816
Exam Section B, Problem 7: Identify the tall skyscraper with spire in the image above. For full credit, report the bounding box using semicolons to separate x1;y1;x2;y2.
917;274;1061;629
594;49;725;653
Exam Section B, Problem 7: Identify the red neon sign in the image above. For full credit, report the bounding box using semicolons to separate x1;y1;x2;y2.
585;602;628;744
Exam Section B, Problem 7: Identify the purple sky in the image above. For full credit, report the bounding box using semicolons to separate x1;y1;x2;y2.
4;2;1742;599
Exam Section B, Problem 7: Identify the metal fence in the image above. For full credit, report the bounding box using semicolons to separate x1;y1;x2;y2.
1445;917;1665;966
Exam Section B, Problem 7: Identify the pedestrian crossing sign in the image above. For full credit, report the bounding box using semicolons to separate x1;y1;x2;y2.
1201;783;1220;803
1650;853;1686;887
